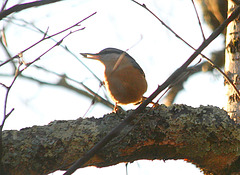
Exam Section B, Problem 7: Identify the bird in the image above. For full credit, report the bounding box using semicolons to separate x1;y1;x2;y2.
80;48;147;111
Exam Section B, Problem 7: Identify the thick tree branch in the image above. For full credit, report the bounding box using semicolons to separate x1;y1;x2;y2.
2;104;240;175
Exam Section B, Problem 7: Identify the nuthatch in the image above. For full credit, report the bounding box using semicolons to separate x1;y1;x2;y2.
81;48;147;111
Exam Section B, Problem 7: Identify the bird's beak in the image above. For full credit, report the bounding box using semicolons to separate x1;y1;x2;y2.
80;53;100;59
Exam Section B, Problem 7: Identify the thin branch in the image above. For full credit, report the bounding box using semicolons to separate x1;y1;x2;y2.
8;16;102;82
5;108;14;118
132;0;240;101
233;0;240;5
12;71;115;110
0;12;97;68
1;14;103;100
1;0;9;11
0;0;62;20
1;63;21;131
191;0;205;40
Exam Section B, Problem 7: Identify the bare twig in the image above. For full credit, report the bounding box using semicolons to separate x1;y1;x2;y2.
8;70;115;110
0;12;97;68
1;15;103;102
233;0;240;5
0;0;62;20
1;0;9;11
191;0;206;40
64;4;240;175
132;0;240;101
15;18;102;81
7;18;101;81
1;65;20;131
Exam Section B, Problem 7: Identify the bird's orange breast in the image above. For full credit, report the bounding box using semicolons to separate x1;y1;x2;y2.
104;66;147;105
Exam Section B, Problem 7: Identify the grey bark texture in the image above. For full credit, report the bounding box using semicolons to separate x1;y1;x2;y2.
2;104;240;175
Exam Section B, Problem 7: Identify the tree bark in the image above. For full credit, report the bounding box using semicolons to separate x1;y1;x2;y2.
225;0;240;123
2;104;240;175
